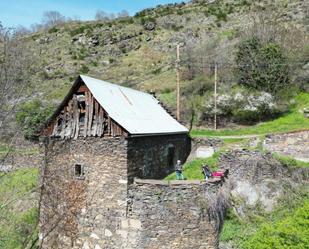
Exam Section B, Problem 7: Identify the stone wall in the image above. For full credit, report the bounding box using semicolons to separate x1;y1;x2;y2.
40;137;129;249
188;138;223;161
125;179;228;249
218;150;309;213
39;134;192;249
127;134;191;181
264;130;309;162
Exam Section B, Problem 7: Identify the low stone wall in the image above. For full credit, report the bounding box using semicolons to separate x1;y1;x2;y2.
188;138;223;161
125;178;228;249
218;150;309;213
264;130;309;162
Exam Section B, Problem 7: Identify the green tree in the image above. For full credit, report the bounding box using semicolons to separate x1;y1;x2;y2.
235;37;290;94
16;99;54;140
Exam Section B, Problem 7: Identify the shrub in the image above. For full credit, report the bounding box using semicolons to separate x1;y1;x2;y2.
235;37;290;94
242;201;309;249
79;64;89;74
16;99;54;140
48;26;59;33
69;24;93;37
202;89;284;124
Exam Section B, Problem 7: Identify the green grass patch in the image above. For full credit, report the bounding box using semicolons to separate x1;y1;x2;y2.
158;91;176;109
191;92;309;137
165;152;220;180
273;153;309;168
220;187;309;249
0;168;39;249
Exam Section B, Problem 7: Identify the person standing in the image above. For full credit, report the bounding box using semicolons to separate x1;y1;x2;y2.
202;164;212;180
175;160;184;180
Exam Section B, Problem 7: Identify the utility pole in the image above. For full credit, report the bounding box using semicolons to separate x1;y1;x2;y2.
214;63;218;130
176;44;180;121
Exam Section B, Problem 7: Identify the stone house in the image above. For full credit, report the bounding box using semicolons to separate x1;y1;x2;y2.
39;75;191;248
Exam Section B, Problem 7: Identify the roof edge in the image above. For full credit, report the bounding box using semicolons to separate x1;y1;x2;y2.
128;131;189;138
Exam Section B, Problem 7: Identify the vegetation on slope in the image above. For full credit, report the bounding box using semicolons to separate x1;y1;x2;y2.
220;187;309;249
191;92;309;137
0;168;39;249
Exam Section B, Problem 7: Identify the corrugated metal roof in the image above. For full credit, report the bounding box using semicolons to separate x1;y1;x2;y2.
80;75;188;136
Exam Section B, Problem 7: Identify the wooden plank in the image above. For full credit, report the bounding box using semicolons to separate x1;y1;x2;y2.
74;109;80;139
52;120;58;136
72;95;79;139
87;94;94;136
92;100;99;136
71;98;76;139
83;92;89;137
107;115;111;136
59;114;65;139
69;99;75;139
98;108;104;136
63;107;69;138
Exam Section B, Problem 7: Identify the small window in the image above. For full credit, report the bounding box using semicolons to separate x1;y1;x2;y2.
78;100;86;110
79;112;85;123
74;164;84;179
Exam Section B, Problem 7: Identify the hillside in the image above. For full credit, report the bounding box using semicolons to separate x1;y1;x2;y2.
19;0;308;115
0;1;309;247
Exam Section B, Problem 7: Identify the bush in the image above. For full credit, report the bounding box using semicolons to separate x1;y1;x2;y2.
235;37;290;94
69;24;93;37
243;201;309;249
16;99;54;140
48;26;59;33
202;89;284;124
80;64;89;74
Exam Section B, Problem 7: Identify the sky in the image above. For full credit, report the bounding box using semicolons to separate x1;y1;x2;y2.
0;0;185;28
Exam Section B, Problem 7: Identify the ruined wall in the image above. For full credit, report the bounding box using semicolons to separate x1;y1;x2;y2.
127;134;191;181
264;130;309;162
39;137;129;249
125;179;227;249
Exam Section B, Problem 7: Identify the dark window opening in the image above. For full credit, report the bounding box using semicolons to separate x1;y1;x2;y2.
74;164;84;178
167;146;175;167
57;117;63;127
78;100;86;110
79;112;85;123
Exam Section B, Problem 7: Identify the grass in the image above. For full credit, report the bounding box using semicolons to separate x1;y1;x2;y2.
220;186;309;249
0;168;39;249
191;93;309;137
0;147;40;160
165;152;221;180
272;153;309;168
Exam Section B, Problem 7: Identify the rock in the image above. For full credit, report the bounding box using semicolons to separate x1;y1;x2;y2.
219;149;309;213
196;146;215;158
144;22;156;31
90;233;100;240
104;229;113;237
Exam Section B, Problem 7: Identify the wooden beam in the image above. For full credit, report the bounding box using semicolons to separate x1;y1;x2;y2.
83;92;89;137
87;94;94;136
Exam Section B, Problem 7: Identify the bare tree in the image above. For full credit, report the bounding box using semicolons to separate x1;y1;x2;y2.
30;23;44;33
117;10;130;18
0;23;36;167
95;10;110;21
42;11;65;28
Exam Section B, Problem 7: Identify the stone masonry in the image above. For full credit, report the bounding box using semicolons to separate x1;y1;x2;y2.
264;130;309;162
126;179;227;249
39;134;194;249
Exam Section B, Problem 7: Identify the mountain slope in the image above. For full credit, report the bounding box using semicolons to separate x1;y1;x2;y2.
22;0;308;104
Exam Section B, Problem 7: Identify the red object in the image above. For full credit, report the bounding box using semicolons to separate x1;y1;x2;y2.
212;172;224;177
